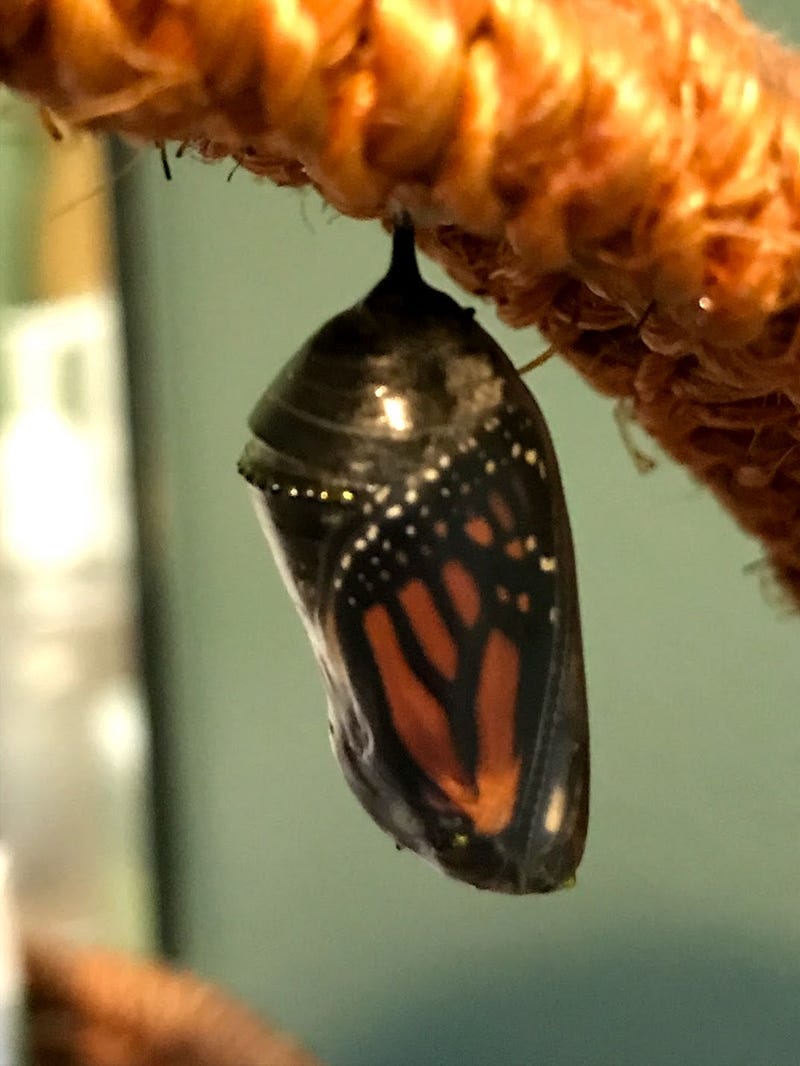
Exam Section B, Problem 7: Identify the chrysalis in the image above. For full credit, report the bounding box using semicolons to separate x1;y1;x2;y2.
239;224;589;893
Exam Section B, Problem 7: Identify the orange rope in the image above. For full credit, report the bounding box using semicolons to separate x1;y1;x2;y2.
25;938;322;1066
2;0;800;598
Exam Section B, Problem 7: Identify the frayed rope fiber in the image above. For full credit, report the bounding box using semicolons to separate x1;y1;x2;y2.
2;0;800;600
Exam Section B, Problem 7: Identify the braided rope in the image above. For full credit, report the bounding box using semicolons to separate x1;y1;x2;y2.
2;0;800;597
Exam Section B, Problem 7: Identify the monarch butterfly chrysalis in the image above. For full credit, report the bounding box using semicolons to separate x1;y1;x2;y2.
238;222;589;893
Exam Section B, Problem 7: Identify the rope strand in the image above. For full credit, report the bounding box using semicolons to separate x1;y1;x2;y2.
25;938;321;1066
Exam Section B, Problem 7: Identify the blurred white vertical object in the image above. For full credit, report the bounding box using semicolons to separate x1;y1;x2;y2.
0;290;154;950
0;291;132;570
0;848;23;1066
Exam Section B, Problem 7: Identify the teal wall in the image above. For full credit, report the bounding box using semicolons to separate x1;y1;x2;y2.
115;5;799;1060
0;92;45;309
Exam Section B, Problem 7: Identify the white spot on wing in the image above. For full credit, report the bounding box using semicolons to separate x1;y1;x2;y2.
382;395;410;431
544;786;566;834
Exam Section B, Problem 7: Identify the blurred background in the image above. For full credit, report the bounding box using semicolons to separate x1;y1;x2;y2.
0;91;153;951
0;1;798;1062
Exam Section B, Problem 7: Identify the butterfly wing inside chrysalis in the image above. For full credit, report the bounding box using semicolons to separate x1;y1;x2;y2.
328;401;587;894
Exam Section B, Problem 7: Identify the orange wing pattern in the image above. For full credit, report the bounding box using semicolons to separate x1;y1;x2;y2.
364;592;521;835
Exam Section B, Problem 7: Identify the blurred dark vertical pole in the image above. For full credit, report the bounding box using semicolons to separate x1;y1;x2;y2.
109;137;180;958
